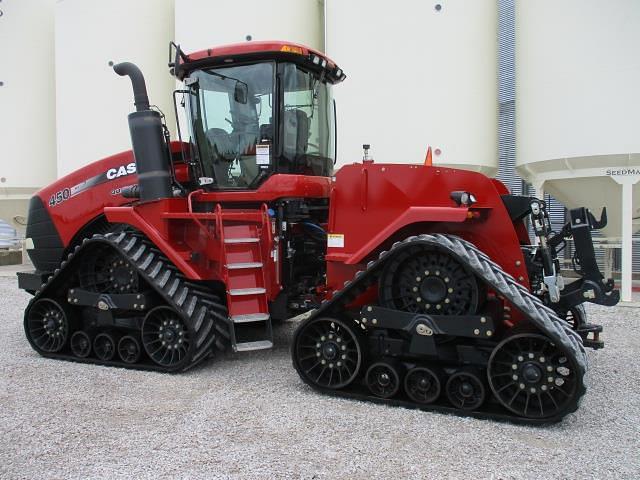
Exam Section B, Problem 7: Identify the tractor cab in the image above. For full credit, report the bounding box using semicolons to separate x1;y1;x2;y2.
171;42;346;189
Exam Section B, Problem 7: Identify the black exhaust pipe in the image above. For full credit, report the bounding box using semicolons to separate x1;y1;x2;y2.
112;61;172;203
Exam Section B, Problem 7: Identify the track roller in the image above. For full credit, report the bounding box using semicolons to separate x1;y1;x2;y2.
70;331;92;358
292;317;363;390
94;333;117;361
118;335;142;364
404;366;441;404
445;371;486;411
25;298;70;353
366;361;402;398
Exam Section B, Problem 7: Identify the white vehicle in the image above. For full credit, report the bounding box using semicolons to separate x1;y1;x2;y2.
0;219;20;249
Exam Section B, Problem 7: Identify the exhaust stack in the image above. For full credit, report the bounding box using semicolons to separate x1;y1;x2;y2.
112;61;172;202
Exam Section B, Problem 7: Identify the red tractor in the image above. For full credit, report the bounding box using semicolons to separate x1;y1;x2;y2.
19;41;618;423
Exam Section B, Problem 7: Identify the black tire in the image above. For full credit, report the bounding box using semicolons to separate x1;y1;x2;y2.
488;333;580;419
366;361;401;398
445;371;486;410
70;331;91;358
141;306;191;369
25;298;70;353
378;245;481;316
292;317;363;390
404;366;441;404
93;333;117;361
118;335;142;364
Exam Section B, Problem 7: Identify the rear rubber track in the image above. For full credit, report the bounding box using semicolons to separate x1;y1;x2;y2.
293;233;587;424
24;231;230;372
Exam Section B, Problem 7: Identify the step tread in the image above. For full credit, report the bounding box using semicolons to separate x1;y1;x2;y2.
226;262;263;270
224;238;260;244
228;288;266;296
231;313;270;323
235;340;274;352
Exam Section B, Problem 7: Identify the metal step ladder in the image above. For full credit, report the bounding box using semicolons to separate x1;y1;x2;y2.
219;206;273;352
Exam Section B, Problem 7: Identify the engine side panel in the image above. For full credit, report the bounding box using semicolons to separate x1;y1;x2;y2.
29;150;139;247
325;162;529;304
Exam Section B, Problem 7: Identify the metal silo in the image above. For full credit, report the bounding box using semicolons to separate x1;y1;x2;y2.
516;0;640;239
175;0;324;52
55;0;176;177
0;0;57;230
326;0;499;173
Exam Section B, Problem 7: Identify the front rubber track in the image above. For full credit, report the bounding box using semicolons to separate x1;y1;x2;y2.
24;231;231;372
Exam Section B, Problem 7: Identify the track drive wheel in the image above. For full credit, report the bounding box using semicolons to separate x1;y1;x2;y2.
25;298;70;353
293;317;363;390
404;366;441;404
366;361;402;398
445;371;486;410
70;331;91;358
378;245;480;315
77;246;139;294
488;333;580;419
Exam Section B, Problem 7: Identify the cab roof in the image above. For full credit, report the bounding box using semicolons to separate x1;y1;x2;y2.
174;40;346;84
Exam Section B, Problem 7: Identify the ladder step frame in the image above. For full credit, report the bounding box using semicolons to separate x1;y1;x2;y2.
234;340;274;352
231;313;271;323
228;287;267;296
226;262;264;270
224;238;260;244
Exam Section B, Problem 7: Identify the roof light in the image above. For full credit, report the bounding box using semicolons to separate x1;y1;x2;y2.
321;59;327;68
311;55;321;65
335;68;342;77
281;45;304;54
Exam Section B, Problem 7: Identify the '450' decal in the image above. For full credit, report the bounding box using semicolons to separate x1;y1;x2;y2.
48;188;71;207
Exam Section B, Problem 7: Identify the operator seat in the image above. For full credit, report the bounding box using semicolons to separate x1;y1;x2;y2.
206;128;236;161
282;109;310;173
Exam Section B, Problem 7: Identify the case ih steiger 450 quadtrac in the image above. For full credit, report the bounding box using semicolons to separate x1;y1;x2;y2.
19;41;618;423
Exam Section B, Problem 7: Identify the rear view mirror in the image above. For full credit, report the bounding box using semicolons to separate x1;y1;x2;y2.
234;81;248;104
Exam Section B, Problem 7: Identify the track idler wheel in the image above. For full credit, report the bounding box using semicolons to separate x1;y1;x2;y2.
118;335;142;364
93;333;117;361
488;333;580;419
70;331;91;358
142;306;191;369
404;366;442;404
445;371;486;410
292;317;363;390
25;298;70;353
366;361;402;398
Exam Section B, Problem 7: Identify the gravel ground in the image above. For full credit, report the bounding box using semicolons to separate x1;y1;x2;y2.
1;276;639;479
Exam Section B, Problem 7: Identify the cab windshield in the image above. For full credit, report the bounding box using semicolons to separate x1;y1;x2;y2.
187;61;334;189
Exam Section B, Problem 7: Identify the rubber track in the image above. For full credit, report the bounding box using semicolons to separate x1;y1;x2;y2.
295;234;587;423
25;231;230;372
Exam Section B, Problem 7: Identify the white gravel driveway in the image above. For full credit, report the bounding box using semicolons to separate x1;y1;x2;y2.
1;277;638;479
